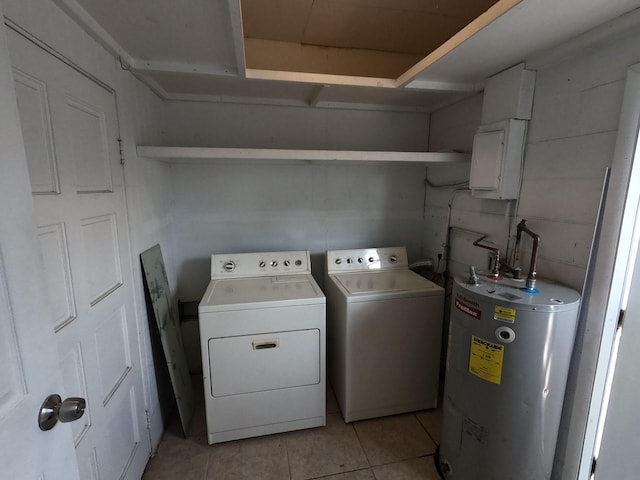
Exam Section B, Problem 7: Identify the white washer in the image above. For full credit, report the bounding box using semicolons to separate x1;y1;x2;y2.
198;250;326;444
325;246;444;422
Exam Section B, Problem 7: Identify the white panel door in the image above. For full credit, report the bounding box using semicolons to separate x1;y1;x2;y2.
595;232;640;478
8;29;150;480
0;14;78;480
591;65;640;479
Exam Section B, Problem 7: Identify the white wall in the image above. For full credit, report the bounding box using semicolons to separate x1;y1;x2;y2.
428;21;640;480
161;101;430;151
161;101;432;300
429;28;639;292
423;92;507;278
2;0;172;449
117;72;176;444
170;161;428;299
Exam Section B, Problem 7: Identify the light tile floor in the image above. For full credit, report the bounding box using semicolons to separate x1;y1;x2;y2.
142;381;443;480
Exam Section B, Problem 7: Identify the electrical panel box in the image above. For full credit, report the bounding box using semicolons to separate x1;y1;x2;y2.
481;63;536;124
470;119;527;200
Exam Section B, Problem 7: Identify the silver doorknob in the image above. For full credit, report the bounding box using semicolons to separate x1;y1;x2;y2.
38;394;86;431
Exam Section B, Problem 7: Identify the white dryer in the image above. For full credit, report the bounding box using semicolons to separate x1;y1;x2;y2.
325;246;444;422
198;251;326;444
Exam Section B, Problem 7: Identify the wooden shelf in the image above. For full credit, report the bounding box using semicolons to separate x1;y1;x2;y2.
136;146;470;164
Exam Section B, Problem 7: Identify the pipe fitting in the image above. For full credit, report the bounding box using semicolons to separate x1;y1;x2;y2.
468;265;479;286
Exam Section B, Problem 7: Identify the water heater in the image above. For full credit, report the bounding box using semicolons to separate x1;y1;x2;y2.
439;275;580;479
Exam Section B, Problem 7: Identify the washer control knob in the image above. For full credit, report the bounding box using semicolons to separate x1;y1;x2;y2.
295;259;302;266
389;255;398;263
223;261;236;272
347;257;354;264
368;257;375;263
335;258;342;265
259;261;266;268
270;260;278;267
358;257;364;263
284;260;290;267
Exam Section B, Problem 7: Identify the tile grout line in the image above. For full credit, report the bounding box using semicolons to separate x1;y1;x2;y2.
415;411;439;446
284;432;293;480
351;419;374;470
203;431;214;480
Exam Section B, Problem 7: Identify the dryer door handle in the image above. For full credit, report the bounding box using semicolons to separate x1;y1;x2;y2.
252;339;279;350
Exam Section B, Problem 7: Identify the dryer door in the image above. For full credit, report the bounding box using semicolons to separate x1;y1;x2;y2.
209;328;320;397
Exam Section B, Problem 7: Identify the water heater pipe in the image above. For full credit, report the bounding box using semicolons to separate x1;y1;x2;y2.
515;219;540;291
472;235;503;280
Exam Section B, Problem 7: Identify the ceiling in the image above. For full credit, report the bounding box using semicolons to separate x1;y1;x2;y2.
241;0;499;78
50;0;640;112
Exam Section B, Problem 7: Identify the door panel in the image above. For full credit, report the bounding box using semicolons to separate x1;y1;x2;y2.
13;68;60;194
0;14;78;479
8;28;150;480
37;222;77;331
0;270;23;413
65;95;113;193
80;213;123;305
59;343;91;445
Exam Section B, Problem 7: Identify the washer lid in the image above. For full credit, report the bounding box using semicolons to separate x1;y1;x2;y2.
332;270;443;300
199;273;325;312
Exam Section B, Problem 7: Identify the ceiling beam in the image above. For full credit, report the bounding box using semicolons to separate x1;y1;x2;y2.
50;0;136;68
227;0;246;78
308;85;329;106
402;79;478;92
395;0;523;88
246;68;397;88
130;59;237;77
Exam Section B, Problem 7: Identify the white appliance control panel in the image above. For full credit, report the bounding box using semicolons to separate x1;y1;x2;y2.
210;250;311;279
327;246;408;273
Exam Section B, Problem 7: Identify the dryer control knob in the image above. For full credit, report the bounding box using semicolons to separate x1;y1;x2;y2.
223;261;236;272
259;261;266;268
347;257;354;264
358;257;364;263
389;255;397;263
335;258;342;265
284;260;290;267
368;257;375;263
270;260;278;267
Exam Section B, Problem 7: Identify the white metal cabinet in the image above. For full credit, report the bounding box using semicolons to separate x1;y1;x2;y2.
470;119;527;200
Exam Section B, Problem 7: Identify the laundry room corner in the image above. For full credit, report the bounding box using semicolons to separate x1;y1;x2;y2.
6;0;640;478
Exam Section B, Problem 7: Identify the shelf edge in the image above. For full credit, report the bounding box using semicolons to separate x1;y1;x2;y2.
136;146;470;164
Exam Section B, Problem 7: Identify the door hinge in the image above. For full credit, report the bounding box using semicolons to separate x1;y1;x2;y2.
617;309;626;330
117;137;125;165
590;456;597;477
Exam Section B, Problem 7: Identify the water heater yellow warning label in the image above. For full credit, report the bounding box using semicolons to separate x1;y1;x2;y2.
469;335;504;384
494;305;516;323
